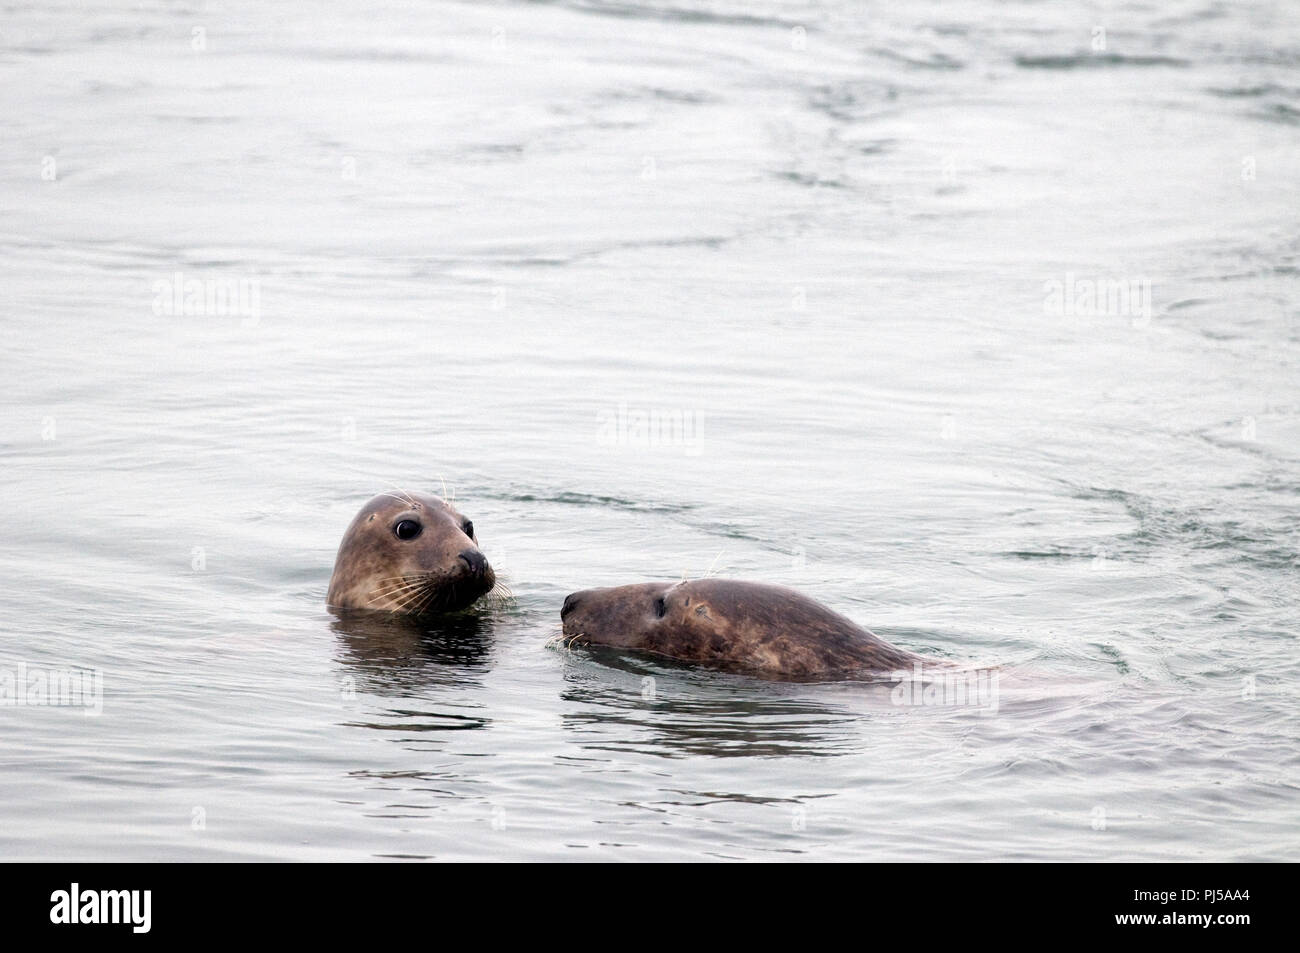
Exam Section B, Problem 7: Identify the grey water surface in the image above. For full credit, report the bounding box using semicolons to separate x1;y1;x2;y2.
1;0;1298;860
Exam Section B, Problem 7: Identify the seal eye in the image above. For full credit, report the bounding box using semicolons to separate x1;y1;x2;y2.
654;596;667;618
463;520;474;539
393;519;422;541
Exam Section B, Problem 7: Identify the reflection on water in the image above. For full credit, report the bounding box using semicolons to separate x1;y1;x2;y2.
332;608;499;740
557;653;879;758
331;607;497;691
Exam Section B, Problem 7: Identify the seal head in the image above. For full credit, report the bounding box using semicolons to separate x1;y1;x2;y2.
327;491;495;614
560;578;932;681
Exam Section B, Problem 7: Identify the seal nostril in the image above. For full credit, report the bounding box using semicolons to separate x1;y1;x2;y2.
459;549;488;576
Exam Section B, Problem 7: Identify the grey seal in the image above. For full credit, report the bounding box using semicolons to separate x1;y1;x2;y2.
327;490;495;614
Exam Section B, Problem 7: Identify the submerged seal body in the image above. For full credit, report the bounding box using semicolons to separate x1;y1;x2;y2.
327;490;495;615
560;579;943;681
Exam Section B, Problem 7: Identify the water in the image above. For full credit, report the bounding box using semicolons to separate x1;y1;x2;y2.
2;0;1298;860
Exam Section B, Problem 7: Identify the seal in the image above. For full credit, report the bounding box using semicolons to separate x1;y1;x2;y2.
559;579;947;681
327;490;496;615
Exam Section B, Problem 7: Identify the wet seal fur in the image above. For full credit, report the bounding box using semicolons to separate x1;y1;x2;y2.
560;579;950;681
327;490;495;614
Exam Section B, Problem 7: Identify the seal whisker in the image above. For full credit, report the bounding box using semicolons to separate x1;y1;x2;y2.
703;549;727;578
377;490;418;510
368;575;429;593
411;580;443;616
369;573;431;589
367;577;430;597
399;589;431;614
366;577;436;606
397;579;438;603
544;625;573;652
398;576;442;613
387;588;418;612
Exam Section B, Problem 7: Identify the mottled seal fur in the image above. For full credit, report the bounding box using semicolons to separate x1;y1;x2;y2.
327;490;495;614
560;579;946;681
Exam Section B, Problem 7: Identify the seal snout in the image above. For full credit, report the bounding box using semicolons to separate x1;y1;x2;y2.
561;591;584;619
459;548;491;578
